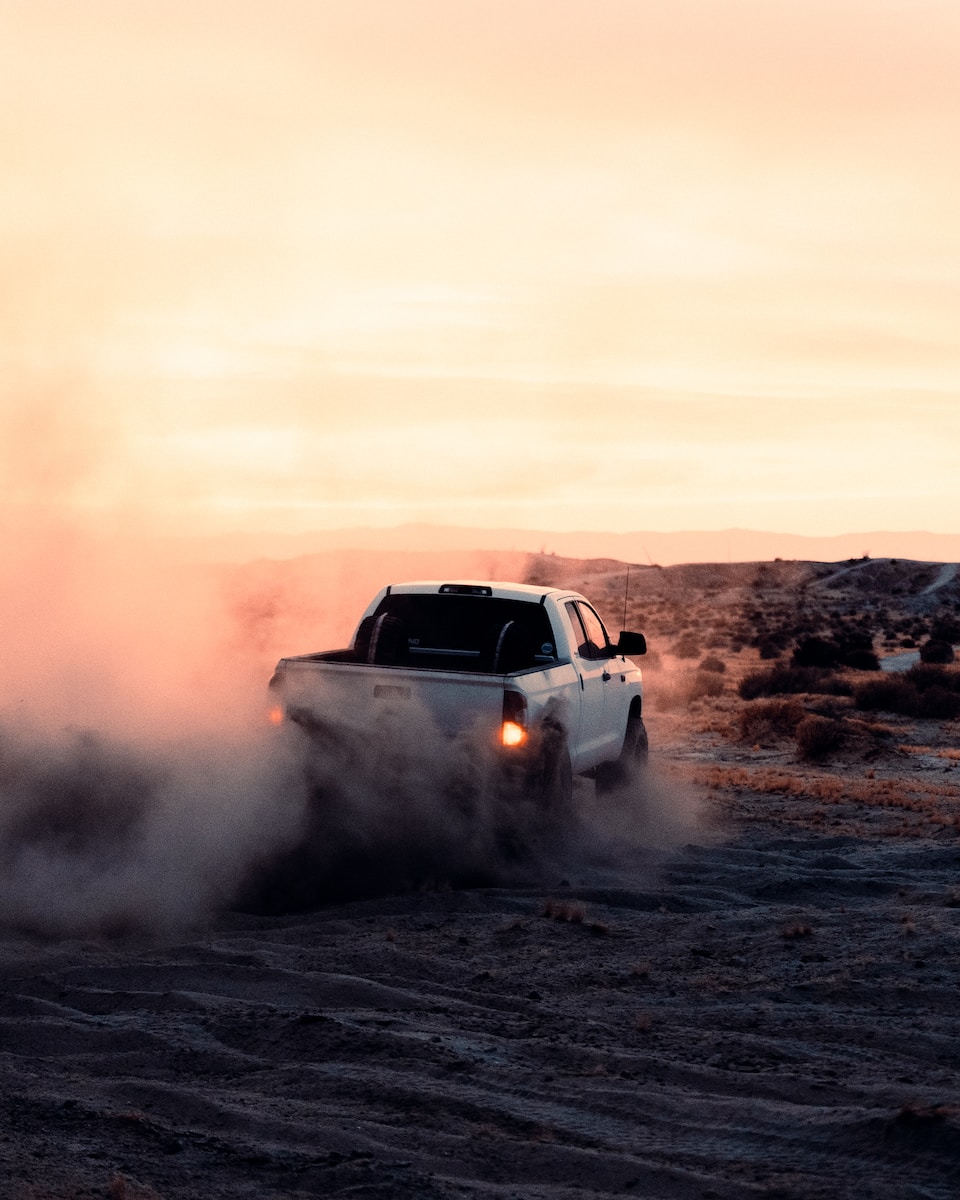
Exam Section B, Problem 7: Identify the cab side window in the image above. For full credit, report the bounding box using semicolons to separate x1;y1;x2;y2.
564;600;612;661
577;603;613;660
564;601;589;659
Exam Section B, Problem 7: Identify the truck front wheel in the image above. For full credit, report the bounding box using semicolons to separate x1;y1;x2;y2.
595;715;648;796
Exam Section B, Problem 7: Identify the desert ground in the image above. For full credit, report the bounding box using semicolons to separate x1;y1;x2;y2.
2;553;960;1199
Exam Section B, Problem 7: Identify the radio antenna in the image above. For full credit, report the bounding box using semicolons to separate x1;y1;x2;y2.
622;564;630;631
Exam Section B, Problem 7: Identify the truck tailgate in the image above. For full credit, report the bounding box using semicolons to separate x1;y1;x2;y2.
277;659;509;739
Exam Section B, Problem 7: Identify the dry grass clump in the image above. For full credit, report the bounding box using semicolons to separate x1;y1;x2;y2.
694;763;960;833
781;922;814;939
918;687;960;720
653;670;725;710
894;1102;959;1126
919;639;955;664
672;631;702;659
795;714;846;761
687;670;725;701
853;676;920;717
739;665;850;700
854;662;960;717
17;1183;165;1200
738;698;806;744
540;898;586;923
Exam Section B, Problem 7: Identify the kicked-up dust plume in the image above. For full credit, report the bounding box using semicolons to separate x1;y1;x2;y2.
0;396;314;935
0;403;702;935
0;510;312;935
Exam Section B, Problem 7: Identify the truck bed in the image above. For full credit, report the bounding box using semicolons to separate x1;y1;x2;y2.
274;654;577;740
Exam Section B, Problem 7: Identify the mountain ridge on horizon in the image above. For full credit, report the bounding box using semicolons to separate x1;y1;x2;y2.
169;523;960;567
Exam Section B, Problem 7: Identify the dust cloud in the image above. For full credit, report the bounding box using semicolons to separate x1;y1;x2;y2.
0;404;701;935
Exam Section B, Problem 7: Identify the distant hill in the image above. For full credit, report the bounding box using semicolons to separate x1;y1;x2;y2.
171;524;960;567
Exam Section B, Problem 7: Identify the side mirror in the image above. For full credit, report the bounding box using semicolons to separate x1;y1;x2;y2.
616;631;646;657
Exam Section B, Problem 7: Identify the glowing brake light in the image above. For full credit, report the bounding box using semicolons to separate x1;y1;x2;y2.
268;705;284;726
500;691;528;748
501;720;527;748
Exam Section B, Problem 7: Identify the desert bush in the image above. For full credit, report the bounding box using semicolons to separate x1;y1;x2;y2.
687;671;725;701
758;639;783;660
738;698;806;744
920;639;955;664
672;631;702;659
930;616;960;644
906;664;960;693
841;648;880;671
792;637;841;668
853;676;920;716
739;665;848;700
698;655;726;674
917;687;960;720
795;714;846;761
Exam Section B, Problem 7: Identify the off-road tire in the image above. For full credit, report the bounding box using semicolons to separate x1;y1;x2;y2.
595;715;648;796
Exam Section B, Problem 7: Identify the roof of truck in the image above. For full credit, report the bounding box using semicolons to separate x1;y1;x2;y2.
385;580;565;603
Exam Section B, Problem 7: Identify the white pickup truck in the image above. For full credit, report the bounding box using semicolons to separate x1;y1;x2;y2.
268;581;648;809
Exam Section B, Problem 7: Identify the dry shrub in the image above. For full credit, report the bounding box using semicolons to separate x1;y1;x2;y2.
842;647;880;671
687;671;725;701
894;1102;958;1126
110;1178;166;1200
739;665;848;700
920;639;955;664
792;637;842;668
672;631;702;659
853;676;920;716
694;763;960;833
795;714;846;761
781;922;814;939
907;664;960;693
738;698;806;744
653;673;722;710
698;655;726;674
540;898;585;923
918;687;960;720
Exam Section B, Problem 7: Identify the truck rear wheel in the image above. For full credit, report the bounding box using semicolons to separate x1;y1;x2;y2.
527;723;573;818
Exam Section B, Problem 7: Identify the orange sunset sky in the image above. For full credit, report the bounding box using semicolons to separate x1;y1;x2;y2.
2;0;958;541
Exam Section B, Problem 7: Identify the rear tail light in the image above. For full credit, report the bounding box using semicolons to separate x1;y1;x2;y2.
500;691;528;748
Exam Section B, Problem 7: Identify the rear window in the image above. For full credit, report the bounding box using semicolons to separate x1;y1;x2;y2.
359;594;558;673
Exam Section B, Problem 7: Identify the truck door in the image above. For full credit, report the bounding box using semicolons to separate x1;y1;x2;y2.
562;600;622;769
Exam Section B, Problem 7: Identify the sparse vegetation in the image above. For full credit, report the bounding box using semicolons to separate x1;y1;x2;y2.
853;676;920;716
795;714;846;761
739;665;849;700
920;639;955;664
687;671;725;701
738;698;806;744
540;899;586;923
672;631;702;659
781;922;814;939
853;663;960;717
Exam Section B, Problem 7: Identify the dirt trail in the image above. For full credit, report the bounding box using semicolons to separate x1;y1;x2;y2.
2;710;960;1199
